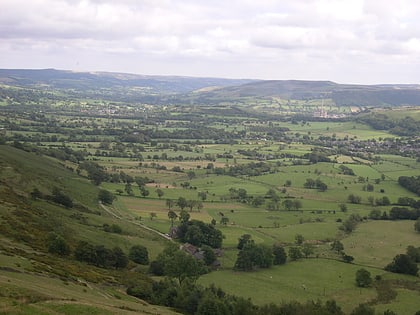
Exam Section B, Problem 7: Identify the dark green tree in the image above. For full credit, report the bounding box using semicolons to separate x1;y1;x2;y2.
385;254;418;276
272;244;287;265
98;189;115;205
129;245;149;265
355;268;372;287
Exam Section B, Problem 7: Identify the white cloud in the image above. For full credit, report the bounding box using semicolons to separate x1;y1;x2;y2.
1;0;420;83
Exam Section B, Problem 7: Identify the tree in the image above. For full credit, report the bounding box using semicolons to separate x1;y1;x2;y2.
113;247;129;269
150;212;157;220
179;210;190;223
355;268;372;287
331;240;344;253
196;295;229;315
187;170;196;180
164;250;204;285
295;234;304;245
282;199;294;211
48;234;70;256
198;191;207;201
129;245;149;265
98;189;115;205
237;234;254;250
350;304;375;315
339;203;347;212
168;210;178;227
288;247;303;261
125;182;134;196
302;243;314;258
202;245;216;266
156;188;164;199
348;194;362;204
251;196;265;207
140;186;150;198
166;199;174;210
177;197;188;210
385;254;418;276
272;244;287;265
234;243;273;271
220;217;229;225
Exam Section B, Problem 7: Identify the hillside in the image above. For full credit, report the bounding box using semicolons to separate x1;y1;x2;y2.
0;145;176;314
188;80;420;106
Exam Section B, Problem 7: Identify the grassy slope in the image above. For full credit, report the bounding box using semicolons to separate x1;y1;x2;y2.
0;145;176;314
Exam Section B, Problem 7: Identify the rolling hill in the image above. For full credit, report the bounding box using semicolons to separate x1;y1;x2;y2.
0;144;176;314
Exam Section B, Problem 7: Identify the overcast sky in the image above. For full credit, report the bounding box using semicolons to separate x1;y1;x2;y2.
1;0;420;84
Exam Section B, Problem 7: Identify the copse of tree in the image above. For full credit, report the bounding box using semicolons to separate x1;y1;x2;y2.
339;214;362;233
398;175;420;196
348;194;362;204
339;165;355;176
74;241;128;269
177;219;223;248
406;245;420;262
50;187;73;208
150;243;206;284
103;223;122;234
79;161;108;185
385;254;418;276
234;243;273;271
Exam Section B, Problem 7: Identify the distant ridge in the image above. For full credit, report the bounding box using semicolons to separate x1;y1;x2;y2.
0;68;256;94
1;68;420;106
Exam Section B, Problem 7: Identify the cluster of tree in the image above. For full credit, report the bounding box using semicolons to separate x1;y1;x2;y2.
339;214;362;233
330;240;354;263
347;193;362;204
177;219;223;248
102;223;122;234
11;141;87;163
74;241;128;269
304;178;328;191
225;162;273;177
78;161;108;185
234;235;287;271
303;151;331;163
282;198;303;211
398;176;420;196
385;252;419;276
359;113;420;137
369;207;420;221
31;187;74;208
338;165;355;176
127;275;347;315
166;197;203;212
149;243;207;284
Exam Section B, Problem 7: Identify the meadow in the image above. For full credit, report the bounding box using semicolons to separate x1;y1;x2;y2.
1;101;419;314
